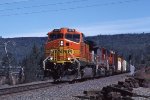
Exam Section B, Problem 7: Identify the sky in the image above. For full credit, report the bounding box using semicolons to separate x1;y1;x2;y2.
0;0;150;38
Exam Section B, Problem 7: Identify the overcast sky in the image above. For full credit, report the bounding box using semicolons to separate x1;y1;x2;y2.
0;0;150;38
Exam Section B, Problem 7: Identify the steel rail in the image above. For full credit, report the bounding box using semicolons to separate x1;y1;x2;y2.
0;81;54;96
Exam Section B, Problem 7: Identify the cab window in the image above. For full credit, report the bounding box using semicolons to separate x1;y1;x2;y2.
65;33;80;43
73;34;80;42
49;33;63;41
65;33;72;41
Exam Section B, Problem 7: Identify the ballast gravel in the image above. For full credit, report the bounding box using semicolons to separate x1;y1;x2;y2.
0;74;128;100
132;87;150;100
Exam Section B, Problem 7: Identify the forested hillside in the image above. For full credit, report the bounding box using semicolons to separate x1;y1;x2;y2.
0;33;150;82
86;33;150;68
0;33;150;67
0;37;46;82
0;37;46;64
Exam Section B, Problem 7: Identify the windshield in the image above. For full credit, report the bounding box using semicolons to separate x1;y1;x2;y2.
49;33;63;41
65;33;80;43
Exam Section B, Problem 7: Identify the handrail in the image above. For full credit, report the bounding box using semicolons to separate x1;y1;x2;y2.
69;52;81;79
43;56;50;70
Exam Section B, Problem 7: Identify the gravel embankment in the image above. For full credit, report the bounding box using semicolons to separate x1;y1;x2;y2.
132;87;150;100
0;74;128;100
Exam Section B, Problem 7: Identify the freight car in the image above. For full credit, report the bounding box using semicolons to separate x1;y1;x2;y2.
43;28;128;81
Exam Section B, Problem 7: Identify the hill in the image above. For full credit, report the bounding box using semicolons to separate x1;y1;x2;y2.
0;33;150;67
86;33;150;67
0;37;46;64
0;33;150;82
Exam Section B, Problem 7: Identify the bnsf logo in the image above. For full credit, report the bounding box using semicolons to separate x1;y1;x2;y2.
51;49;73;54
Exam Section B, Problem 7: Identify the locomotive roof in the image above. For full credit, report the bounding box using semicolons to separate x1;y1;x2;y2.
47;28;82;35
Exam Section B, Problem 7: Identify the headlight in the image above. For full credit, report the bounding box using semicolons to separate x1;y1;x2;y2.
67;57;71;60
60;40;63;46
50;57;53;60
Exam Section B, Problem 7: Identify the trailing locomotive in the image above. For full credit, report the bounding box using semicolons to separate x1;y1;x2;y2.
43;28;128;81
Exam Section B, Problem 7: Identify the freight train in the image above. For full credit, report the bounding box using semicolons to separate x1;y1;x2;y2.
43;28;128;81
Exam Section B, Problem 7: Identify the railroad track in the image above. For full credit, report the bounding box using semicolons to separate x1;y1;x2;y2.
0;73;127;96
0;78;88;96
0;80;57;96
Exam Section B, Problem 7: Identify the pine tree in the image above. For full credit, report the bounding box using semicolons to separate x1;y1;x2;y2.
23;44;44;82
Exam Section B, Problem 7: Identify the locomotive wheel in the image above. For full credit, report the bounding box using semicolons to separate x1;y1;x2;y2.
92;66;96;77
52;64;63;81
109;68;113;76
52;70;61;81
44;70;50;77
81;66;96;78
100;68;106;76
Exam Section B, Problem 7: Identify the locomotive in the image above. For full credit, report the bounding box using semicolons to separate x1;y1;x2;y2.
43;28;127;81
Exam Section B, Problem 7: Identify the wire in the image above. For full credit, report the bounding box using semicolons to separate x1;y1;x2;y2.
0;0;90;12
0;0;140;17
0;0;34;6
